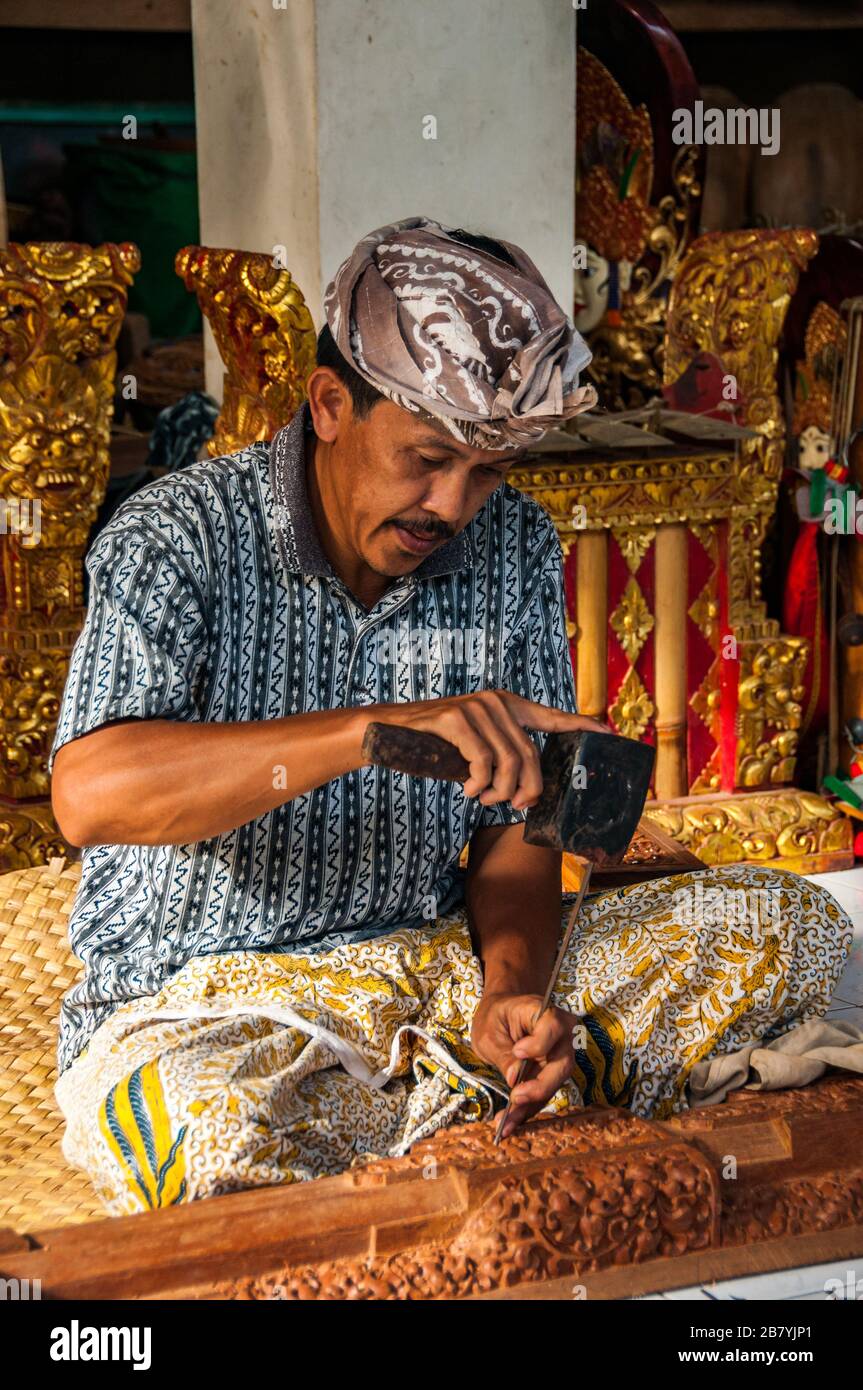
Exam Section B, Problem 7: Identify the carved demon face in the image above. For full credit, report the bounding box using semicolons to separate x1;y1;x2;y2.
0;356;108;514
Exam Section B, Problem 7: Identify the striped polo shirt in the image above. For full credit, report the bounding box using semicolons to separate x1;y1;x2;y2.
51;403;576;1073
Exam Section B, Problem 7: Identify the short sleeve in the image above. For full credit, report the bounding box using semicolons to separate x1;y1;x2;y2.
479;528;577;828
50;521;209;769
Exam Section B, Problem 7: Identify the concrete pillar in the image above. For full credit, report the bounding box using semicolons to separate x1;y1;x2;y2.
315;0;576;313
191;0;576;394
190;0;320;397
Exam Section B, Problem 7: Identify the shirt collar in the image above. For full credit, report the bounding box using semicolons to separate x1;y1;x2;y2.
268;403;474;580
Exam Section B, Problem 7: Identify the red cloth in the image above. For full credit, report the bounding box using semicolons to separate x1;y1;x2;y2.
783;520;829;735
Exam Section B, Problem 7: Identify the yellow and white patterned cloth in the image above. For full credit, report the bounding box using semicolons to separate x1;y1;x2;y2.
56;865;852;1217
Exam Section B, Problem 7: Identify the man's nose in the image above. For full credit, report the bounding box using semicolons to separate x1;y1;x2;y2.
421;471;470;525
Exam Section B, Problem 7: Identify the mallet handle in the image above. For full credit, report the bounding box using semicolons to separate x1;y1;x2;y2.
361;721;470;782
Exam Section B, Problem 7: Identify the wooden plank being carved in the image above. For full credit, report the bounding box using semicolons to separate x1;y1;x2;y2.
4;1078;863;1300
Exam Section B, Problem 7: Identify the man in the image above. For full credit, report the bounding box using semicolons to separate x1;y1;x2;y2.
52;219;849;1213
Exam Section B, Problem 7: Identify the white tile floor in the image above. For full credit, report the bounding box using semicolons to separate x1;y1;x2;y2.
638;1257;863;1300
634;865;863;1302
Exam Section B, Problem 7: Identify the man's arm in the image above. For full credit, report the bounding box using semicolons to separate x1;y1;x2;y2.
466;823;581;1139
52;693;605;847
466;823;561;995
52;710;364;847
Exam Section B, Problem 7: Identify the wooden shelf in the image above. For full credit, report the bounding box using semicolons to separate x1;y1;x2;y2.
0;0;190;30
660;0;863;31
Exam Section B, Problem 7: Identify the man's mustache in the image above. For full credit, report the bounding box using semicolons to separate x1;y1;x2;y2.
390;517;456;540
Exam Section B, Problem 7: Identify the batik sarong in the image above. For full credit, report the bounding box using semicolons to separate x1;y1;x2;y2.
55;865;852;1217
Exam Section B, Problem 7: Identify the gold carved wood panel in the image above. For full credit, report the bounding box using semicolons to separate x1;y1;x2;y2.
0;242;139;868
175;247;316;458
513;229;818;798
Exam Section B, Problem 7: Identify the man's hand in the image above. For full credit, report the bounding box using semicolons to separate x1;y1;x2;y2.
366;690;608;810
471;991;582;1140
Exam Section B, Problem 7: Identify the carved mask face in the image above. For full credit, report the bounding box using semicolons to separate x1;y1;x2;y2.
797;424;833;474
573;246;610;334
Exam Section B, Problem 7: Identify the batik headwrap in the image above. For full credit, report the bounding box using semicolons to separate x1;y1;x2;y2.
324;217;598;450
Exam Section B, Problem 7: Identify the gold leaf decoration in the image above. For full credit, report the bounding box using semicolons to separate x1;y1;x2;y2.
610;576;654;664
610;668;656;741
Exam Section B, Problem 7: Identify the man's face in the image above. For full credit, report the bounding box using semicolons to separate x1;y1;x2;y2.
307;370;526;579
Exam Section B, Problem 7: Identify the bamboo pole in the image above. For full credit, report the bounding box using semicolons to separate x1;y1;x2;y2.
654;523;689;799
575;531;608;720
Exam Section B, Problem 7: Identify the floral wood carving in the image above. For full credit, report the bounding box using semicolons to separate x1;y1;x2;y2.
8;1079;863;1300
202;1079;863;1301
643;788;852;868
240;1146;717;1300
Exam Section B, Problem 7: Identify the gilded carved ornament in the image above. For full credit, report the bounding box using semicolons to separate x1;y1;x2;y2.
644;788;851;870
663;230;818;789
663;228;818;552
575;47;702;408
609;576;653;664
175;246;316;458
515;231;820;805
792;300;845;442
609;668;656;742
0;241;139;864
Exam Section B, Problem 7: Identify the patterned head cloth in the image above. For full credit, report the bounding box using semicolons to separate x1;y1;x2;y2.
323;216;598;450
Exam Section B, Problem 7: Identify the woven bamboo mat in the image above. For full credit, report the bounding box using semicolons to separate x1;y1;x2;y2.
0;859;103;1232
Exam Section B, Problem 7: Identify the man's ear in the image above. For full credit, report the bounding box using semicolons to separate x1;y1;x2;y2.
306;367;353;443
